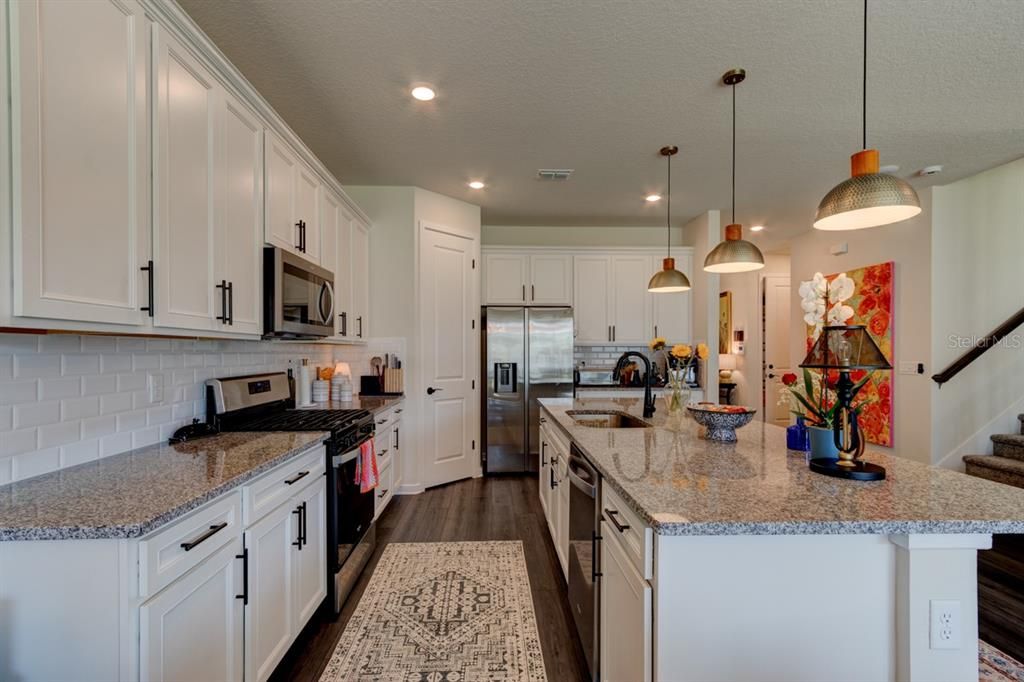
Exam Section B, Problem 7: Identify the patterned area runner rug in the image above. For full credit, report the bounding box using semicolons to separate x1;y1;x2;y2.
321;541;547;682
980;640;1024;681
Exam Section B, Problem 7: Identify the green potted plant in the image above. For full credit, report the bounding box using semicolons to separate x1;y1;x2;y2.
780;369;871;459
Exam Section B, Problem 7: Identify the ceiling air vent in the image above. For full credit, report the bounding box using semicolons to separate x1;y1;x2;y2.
537;169;574;181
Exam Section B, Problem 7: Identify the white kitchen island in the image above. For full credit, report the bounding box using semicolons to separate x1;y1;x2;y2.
539;397;1024;682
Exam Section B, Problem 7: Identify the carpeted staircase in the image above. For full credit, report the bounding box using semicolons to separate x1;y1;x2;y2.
963;415;1024;488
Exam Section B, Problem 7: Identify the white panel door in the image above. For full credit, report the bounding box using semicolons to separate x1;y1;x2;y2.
218;91;263;336
295;163;321;263
153;28;217;333
11;0;150;325
420;224;478;487
351;218;370;340
573;256;612;344
611;256;653;344
292;478;327;630
652;252;693;343
600;531;652;682
244;501;295;682
140;538;244;682
763;275;792;425
483;253;528;305
264;130;300;253
529;254;572;305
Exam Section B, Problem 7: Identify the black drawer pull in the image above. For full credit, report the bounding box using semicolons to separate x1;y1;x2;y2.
378;488;389;499
284;470;310;485
604;509;631;533
181;522;228;551
378;448;389;456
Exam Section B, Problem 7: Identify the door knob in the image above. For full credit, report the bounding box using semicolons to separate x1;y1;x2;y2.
767;373;776;379
427;387;443;395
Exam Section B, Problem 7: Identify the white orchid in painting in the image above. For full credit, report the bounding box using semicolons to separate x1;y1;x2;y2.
800;271;854;338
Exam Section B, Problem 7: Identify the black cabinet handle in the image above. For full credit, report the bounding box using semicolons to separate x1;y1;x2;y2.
549;466;557;490
522;284;526;302
140;260;154;316
235;547;249;605
227;281;234;326
531;284;535;301
357;316;363;338
284;470;310;485
592;531;602;581
300;501;307;547
395;427;400;450
604;509;631;533
378;448;389;457
378;488;389;499
541;441;547;467
180;522;228;551
339;311;347;336
292;506;303;549
395;408;403;414
216;280;229;323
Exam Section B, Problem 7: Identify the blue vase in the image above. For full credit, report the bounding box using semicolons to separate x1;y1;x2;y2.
786;417;810;451
808;425;840;460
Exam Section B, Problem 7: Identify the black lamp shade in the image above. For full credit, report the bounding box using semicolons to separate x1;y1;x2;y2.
799;325;891;371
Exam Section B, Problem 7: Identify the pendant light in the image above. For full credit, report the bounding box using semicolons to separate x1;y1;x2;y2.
648;146;692;293
704;68;765;274
813;0;921;231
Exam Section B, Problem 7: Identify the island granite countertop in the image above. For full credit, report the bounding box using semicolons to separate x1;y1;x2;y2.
540;397;1024;536
0;431;328;542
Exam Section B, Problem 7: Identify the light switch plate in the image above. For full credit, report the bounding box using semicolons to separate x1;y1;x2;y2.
929;599;961;650
899;361;920;375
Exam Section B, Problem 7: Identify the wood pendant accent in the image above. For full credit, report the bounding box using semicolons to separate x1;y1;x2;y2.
724;224;742;241
662;257;676;270
850;149;880;177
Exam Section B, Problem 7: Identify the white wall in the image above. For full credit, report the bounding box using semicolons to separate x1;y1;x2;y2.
687;211;721;396
0;333;389;484
482;224;689;248
720;253;790;410
788;189;933;464
931;157;1024;468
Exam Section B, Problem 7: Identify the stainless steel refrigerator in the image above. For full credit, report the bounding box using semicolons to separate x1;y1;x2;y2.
482;307;574;473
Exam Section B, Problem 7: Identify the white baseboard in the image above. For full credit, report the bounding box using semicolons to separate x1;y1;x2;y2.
934;393;1024;470
396;483;425;496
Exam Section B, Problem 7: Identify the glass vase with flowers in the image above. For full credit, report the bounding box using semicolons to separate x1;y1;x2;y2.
650;337;709;413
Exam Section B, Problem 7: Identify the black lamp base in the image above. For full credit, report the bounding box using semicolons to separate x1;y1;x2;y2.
809;458;886;481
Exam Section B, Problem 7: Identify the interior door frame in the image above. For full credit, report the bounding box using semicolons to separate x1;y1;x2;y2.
761;274;791;424
416;219;481;489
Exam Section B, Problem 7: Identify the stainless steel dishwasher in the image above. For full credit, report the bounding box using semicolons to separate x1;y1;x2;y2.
567;443;600;681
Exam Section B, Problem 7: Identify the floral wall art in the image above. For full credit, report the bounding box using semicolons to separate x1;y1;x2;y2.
799;261;895;447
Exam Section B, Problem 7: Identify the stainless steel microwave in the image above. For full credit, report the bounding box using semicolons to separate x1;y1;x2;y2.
263;247;335;339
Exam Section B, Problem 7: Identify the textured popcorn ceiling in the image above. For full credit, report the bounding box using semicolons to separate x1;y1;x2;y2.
180;0;1024;249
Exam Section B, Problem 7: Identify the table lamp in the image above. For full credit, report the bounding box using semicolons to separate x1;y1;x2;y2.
799;325;892;481
718;354;737;381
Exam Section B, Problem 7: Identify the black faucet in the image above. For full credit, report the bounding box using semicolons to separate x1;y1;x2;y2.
613;352;656;419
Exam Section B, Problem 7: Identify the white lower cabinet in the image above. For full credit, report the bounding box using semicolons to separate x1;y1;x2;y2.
244;499;295;682
600;528;652;682
556;452;570;579
293;477;328;628
538;416;570;579
140;537;245;682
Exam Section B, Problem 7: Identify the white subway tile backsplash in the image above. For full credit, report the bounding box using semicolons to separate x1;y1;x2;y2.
39;377;82;401
62;354;100;376
12;447;60;480
0;332;391;484
38;421;80;449
14;401;60;429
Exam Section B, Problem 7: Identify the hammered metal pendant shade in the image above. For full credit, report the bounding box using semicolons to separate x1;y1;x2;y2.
704;224;765;273
648;257;692;292
814;150;921;231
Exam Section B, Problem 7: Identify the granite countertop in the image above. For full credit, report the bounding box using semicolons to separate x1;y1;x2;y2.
296;394;404;415
539;397;1024;537
0;431;328;542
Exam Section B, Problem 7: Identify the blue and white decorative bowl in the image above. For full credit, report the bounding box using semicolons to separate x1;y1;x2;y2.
687;405;757;443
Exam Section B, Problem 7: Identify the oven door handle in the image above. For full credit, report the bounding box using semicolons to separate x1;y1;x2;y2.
332;440;372;467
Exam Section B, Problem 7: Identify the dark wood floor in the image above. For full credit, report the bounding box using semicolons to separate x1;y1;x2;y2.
979;534;1024;662
270;475;589;682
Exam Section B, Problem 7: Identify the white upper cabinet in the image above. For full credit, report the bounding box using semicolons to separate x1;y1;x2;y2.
651;251;693;343
483;253;529;305
10;0;151;325
264;129;321;264
610;255;653;344
482;252;573;306
153;27;218;333
217;92;264;336
573;255;612;343
350;218;370;340
323;189;359;340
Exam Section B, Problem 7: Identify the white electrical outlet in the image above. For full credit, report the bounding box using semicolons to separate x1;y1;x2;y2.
148;373;165;404
929;599;961;650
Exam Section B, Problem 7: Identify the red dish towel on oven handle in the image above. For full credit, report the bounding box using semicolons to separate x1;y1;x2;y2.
353;437;379;493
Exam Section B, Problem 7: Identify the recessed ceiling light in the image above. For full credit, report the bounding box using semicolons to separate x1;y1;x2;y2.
750;225;765;232
411;85;436;101
468;181;485;189
645;194;661;202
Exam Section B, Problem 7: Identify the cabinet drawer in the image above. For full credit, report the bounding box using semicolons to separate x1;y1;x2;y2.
376;433;394;472
375;463;394;518
601;483;653;580
373;409;394;431
139;490;242;598
242;445;326;526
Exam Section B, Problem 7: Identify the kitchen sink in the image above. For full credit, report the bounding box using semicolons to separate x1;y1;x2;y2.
566;411;652;429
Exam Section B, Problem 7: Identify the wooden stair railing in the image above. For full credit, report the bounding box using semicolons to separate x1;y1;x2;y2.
932;306;1024;386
